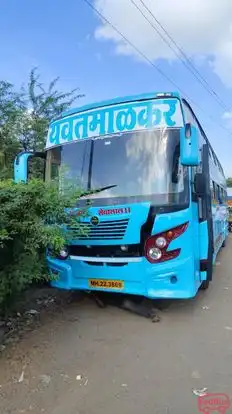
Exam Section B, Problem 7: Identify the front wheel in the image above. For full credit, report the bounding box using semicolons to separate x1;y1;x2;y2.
200;280;210;290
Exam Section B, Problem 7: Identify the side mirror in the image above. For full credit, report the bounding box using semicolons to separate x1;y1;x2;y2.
14;151;45;183
180;123;200;166
194;173;206;196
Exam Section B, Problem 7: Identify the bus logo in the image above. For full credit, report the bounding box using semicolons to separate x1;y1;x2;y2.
198;393;230;413
90;216;99;226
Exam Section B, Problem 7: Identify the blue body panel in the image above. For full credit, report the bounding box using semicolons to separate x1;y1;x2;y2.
49;255;197;299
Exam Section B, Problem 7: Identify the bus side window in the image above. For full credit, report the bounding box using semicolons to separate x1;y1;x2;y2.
45;147;61;181
191;144;203;196
213;182;217;202
210;181;214;202
191;166;196;191
220;188;223;203
213;152;217;167
217;185;222;204
224;189;227;203
221;188;224;204
171;143;180;184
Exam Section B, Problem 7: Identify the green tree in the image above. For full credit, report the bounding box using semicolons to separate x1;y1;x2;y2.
19;68;84;152
0;82;24;179
0;68;84;178
226;177;232;187
0;179;87;312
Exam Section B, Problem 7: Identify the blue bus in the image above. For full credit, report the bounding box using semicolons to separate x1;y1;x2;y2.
14;92;228;298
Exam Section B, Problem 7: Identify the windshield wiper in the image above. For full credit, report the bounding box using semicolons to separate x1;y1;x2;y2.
80;185;117;198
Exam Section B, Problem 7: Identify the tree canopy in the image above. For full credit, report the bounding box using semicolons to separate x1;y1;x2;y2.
0;68;84;178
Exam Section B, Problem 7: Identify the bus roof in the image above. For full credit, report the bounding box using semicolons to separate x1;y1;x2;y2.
53;91;181;122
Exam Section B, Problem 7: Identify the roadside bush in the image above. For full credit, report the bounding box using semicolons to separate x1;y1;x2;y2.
0;179;85;311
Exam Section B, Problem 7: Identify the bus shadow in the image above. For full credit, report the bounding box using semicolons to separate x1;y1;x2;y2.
86;289;206;321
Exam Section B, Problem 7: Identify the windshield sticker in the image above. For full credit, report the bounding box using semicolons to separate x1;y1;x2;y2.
46;98;183;149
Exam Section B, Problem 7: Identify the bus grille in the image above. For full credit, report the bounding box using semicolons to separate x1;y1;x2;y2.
70;219;129;240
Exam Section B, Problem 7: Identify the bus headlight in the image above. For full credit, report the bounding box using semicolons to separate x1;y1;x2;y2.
121;245;128;251
58;246;69;260
155;236;167;248
148;247;162;261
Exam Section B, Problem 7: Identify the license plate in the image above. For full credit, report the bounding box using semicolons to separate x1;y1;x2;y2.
88;279;124;290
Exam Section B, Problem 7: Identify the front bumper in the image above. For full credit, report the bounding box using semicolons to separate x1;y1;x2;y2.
47;253;199;299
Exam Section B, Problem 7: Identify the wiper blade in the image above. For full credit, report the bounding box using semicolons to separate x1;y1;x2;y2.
92;184;117;193
80;185;117;198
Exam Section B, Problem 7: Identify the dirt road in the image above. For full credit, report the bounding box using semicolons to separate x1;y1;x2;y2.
1;237;232;414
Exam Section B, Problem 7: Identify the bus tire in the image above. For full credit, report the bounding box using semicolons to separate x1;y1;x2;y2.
200;280;210;290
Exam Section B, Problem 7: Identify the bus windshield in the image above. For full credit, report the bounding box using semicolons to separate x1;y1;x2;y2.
46;128;189;206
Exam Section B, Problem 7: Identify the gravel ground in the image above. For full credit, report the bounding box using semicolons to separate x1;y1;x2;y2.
0;236;232;414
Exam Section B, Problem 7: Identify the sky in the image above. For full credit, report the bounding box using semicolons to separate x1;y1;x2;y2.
0;0;232;175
